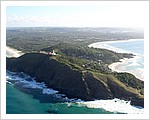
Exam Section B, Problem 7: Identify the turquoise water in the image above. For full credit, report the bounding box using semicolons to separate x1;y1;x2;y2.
108;39;144;55
6;71;115;114
108;39;144;74
6;84;114;114
6;39;144;114
6;70;143;114
6;84;50;114
89;39;144;79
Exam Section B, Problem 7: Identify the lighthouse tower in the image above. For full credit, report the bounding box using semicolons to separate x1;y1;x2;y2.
52;50;56;55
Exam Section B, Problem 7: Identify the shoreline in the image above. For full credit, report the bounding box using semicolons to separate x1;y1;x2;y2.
88;39;143;55
88;39;144;80
6;46;24;58
108;56;143;80
6;70;144;113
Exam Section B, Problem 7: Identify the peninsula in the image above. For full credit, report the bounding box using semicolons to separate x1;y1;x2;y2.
6;42;144;107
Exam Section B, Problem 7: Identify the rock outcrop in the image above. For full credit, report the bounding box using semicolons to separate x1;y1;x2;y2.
6;53;144;107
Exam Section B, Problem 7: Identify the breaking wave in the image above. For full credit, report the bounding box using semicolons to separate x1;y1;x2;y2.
76;99;144;114
6;70;144;114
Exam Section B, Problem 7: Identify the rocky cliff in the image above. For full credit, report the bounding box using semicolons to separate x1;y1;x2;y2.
6;53;144;107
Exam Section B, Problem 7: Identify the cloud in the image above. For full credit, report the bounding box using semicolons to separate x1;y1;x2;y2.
6;2;148;27
7;15;53;27
7;15;24;23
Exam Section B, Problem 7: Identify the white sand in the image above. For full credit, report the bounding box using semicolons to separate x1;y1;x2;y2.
89;39;144;80
89;39;143;55
6;46;24;58
109;56;144;80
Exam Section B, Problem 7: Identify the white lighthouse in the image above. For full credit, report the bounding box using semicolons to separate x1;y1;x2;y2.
52;50;56;55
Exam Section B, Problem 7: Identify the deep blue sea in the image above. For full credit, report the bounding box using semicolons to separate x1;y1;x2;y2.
6;39;144;114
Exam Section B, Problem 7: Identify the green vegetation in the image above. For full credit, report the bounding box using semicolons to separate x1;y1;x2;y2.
51;54;110;73
7;27;144;52
52;55;85;71
42;41;143;97
7;52;144;107
43;43;133;64
92;72;143;97
113;72;144;95
6;27;144;104
49;51;143;97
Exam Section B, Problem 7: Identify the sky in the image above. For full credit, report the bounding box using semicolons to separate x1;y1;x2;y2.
6;1;148;28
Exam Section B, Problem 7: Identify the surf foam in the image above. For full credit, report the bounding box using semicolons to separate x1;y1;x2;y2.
6;70;144;114
89;39;144;80
77;98;144;114
6;70;58;95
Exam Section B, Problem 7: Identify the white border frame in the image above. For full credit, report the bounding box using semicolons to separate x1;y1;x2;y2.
1;1;149;119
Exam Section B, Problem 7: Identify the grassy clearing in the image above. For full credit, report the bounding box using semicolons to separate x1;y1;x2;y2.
92;72;143;98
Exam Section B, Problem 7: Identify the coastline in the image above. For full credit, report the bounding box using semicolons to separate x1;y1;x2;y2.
88;39;143;55
109;56;143;80
6;46;24;58
88;39;144;80
6;70;144;114
6;44;144;113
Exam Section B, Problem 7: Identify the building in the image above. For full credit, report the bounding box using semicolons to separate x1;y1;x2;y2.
40;50;56;55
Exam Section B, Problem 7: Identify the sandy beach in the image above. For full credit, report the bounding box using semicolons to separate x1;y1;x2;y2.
108;56;144;80
88;39;143;55
89;39;144;80
6;46;24;58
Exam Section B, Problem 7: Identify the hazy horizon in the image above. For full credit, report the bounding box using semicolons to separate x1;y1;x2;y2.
6;1;148;28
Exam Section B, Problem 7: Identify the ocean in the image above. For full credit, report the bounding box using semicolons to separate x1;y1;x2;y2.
89;39;144;80
6;39;144;114
6;71;117;114
108;39;144;55
108;39;144;77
